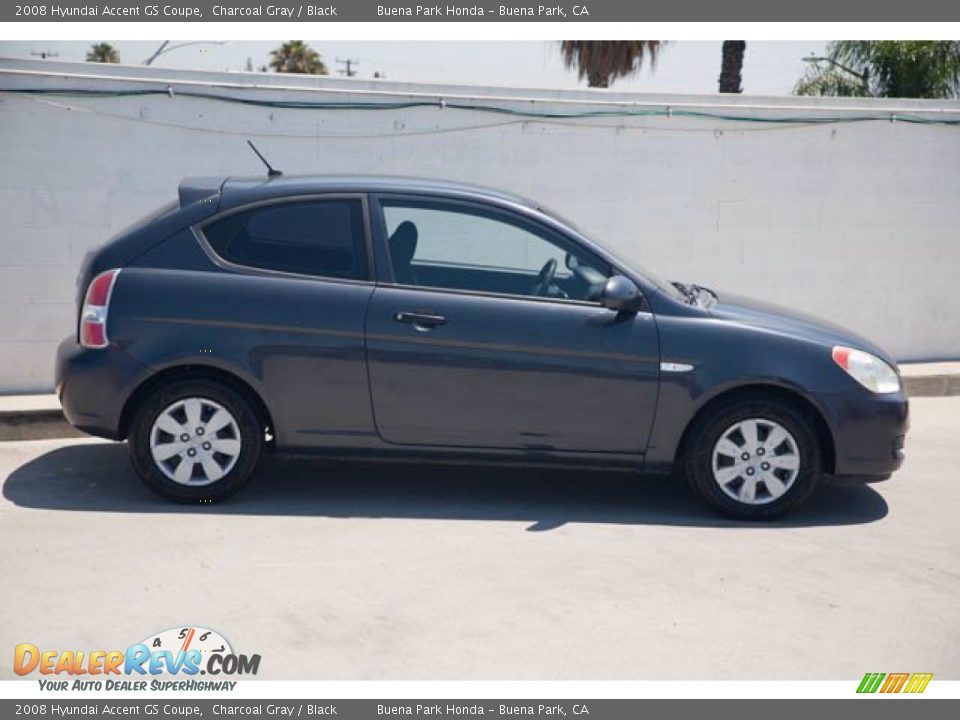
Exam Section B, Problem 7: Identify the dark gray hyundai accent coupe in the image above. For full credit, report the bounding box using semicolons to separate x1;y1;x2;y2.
56;174;908;518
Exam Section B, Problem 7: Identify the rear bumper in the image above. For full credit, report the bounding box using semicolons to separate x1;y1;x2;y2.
55;336;147;440
823;388;909;479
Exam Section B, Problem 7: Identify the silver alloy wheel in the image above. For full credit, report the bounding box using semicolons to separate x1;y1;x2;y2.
149;398;242;486
711;418;800;505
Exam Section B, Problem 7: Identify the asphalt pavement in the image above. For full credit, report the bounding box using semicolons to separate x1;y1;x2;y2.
1;398;957;680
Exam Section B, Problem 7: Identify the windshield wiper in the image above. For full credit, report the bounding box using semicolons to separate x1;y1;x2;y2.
671;282;717;307
690;284;718;305
671;281;697;304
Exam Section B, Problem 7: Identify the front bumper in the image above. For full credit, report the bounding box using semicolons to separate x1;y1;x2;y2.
821;387;909;479
55;335;147;440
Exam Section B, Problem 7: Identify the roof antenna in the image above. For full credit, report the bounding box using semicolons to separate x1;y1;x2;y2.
246;140;282;178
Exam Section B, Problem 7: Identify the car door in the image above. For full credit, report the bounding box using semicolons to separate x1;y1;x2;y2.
364;195;660;454
191;194;377;449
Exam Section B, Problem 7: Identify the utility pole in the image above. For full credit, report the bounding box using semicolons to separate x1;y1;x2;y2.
336;58;359;77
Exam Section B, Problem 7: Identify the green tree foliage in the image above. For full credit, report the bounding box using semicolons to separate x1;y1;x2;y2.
560;41;663;88
269;41;328;75
796;41;960;98
795;64;871;97
86;43;120;64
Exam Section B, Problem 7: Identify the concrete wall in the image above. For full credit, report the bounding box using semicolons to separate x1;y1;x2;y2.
1;57;959;393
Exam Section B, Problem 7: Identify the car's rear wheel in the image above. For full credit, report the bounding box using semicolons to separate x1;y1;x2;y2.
683;398;821;519
129;379;263;502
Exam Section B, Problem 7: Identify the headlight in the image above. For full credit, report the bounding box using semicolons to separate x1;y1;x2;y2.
832;346;901;394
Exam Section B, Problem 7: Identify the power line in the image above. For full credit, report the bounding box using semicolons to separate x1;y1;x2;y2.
8;87;960;126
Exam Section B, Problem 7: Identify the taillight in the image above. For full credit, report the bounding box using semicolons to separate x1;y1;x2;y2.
80;269;120;349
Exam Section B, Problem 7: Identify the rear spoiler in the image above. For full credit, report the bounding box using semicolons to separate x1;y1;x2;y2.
178;176;227;209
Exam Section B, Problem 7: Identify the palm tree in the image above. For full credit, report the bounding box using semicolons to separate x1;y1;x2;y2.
560;41;663;88
719;41;746;93
268;41;328;75
86;43;120;64
796;41;960;98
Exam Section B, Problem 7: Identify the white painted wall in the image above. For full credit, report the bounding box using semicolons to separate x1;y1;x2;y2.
1;57;959;393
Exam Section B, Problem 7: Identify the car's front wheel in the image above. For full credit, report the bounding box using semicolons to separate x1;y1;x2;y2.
684;398;821;519
129;379;264;502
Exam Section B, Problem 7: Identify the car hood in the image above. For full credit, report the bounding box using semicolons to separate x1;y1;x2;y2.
708;291;897;366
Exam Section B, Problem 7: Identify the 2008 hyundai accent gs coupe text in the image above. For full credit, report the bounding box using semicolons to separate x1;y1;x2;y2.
56;175;908;518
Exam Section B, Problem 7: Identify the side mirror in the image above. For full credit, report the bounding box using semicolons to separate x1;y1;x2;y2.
599;275;643;313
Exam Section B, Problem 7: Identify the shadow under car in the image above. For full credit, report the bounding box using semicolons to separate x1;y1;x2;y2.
2;441;889;531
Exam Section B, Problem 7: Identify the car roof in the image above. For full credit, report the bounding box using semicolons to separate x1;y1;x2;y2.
205;174;538;212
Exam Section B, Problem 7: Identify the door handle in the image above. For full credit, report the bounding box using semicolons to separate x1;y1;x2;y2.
394;311;448;330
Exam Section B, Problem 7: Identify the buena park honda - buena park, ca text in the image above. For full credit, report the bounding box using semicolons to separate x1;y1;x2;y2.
16;4;592;18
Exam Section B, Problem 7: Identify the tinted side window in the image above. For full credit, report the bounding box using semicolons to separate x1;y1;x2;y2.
381;200;611;302
203;199;368;280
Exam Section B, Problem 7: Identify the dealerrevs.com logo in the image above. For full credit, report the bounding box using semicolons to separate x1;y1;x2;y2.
14;626;260;691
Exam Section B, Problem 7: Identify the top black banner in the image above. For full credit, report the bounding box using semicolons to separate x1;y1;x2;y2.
4;0;959;22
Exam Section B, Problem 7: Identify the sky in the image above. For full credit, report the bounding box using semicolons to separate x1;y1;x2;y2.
0;41;829;95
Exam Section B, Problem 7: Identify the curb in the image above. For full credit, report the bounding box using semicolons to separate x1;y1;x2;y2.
0;408;85;442
0;372;956;442
901;373;960;398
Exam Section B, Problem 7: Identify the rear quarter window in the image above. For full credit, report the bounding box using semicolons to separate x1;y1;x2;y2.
202;198;368;280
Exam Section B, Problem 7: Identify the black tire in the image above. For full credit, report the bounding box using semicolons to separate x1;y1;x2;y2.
128;379;264;503
683;397;821;520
